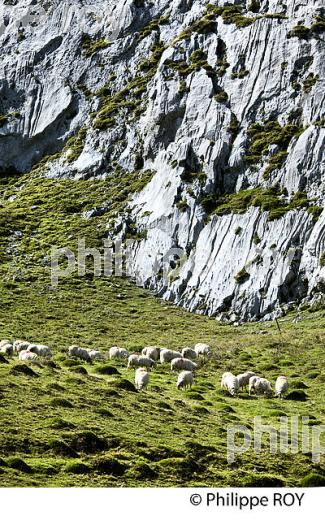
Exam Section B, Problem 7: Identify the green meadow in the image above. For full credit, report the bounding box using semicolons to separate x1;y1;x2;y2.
0;171;324;487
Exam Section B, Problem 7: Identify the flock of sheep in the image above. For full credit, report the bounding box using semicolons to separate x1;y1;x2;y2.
0;339;289;398
221;371;289;398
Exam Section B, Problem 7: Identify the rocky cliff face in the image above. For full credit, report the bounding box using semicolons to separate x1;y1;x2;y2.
0;0;324;320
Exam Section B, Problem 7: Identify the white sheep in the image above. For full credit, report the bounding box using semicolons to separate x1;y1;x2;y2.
127;354;140;368
171;358;198;372
27;344;52;358
109;346;129;360
221;372;239;396
135;368;149;390
0;343;13;356
142;346;160;361
194;343;211;357
137;356;156;368
249;377;273;396
221;372;233;390
160;349;182;363
19;350;38;362
275;376;289;398
237;371;256;391
88;349;104;361
13;340;30;353
177;370;194;390
68;345;91;361
128;354;155;369
0;339;11;348
181;347;197;360
248;375;258;394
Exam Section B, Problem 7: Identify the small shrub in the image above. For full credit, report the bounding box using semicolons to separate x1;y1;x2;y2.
157;456;201;479
234;268;250;284
50;398;74;408
94;364;120;375
293;381;308;389
10;364;38;377
303;73;319;93
234;226;242;235
65;461;91;474
244;474;284;487
311;18;325;34
320;252;325;267
67;431;107;453
49;419;75;430
114;378;137;392
62;358;80;367
214;90;228;103
186;391;205;401
301;473;325;487
65;128;86;164
93;457;127;476
192;405;210;414
248;0;260;13
81;34;110;57
252;233;261;244
95;408;114;417
69;366;88;375
126;462;157;480
286;390;307;401
7;457;33;473
306;371;320;379
176;199;189;212
228;113;239;137
288;25;310;39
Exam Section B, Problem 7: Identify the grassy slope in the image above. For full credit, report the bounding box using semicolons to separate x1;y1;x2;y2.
0;172;324;487
0;276;324;487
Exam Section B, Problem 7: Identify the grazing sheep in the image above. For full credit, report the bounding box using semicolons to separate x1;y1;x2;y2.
68;345;91;362
138;356;156;368
221;372;234;390
177;371;194;390
275;376;289;398
127;354;140;368
194;343;211;357
13;340;30;353
249;377;273;396
237;371;256;391
19;350;38;362
135;368;149;390
88;349;104;361
142;346;160;361
248;376;258;395
128;354;155;369
0;343;13;356
171;358;198;372
181;347;197;360
221;372;239;396
0;339;11;348
109;346;129;360
27;344;52;358
160;349;182;363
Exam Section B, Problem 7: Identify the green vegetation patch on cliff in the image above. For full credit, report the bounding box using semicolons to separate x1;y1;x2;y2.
81;34;110;58
201;186;322;222
93;43;166;130
245;120;303;178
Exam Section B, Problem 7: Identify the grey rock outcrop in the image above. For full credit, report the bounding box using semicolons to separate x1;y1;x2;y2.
0;0;324;320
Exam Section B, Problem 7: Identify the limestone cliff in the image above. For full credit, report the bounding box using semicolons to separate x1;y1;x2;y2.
0;0;324;320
